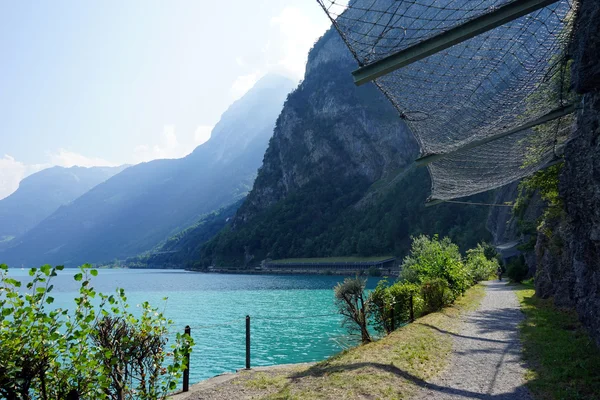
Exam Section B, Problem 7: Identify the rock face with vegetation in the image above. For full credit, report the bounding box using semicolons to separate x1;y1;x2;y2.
199;29;494;267
1;75;295;267
535;0;600;345
0;166;126;247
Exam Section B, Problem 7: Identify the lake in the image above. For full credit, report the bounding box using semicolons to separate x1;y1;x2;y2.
5;268;382;385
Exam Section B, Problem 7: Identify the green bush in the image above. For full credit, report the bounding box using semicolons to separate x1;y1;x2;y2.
466;243;500;283
0;264;193;399
369;280;421;335
420;278;453;313
507;255;529;283
400;234;470;300
368;279;394;335
388;281;422;324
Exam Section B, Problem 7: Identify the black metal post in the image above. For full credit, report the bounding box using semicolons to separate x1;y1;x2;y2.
245;315;251;370
409;295;414;322
183;325;191;392
66;390;79;400
390;306;395;332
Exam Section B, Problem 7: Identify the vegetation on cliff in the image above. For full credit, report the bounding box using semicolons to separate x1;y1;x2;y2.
199;168;493;267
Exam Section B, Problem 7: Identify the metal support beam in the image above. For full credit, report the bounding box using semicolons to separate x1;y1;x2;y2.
415;103;576;167
352;0;561;86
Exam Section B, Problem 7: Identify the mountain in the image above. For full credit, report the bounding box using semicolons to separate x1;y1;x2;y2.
124;199;243;269
197;28;493;268
1;74;296;267
0;166;126;245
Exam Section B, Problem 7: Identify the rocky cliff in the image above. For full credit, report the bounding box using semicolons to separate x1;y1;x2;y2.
200;28;494;266
535;0;600;345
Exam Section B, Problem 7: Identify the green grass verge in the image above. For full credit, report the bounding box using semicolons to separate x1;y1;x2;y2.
270;256;394;264
515;282;600;400
219;284;486;400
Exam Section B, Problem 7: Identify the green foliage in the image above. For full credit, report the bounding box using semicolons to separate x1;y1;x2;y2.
368;279;395;334
514;164;564;233
420;278;453;313
0;264;193;399
334;277;371;343
200;167;493;268
507;255;529;283
400;235;470;301
368;236;490;337
465;243;500;284
369;280;423;335
388;281;422;324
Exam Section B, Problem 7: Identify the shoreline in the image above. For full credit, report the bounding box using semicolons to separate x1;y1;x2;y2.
170;362;316;399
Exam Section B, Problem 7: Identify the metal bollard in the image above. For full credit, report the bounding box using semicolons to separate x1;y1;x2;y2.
245;315;251;370
183;325;191;392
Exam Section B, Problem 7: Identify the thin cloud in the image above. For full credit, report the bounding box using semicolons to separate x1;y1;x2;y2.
133;125;207;163
0;155;49;200
194;125;213;146
48;148;117;168
230;72;261;100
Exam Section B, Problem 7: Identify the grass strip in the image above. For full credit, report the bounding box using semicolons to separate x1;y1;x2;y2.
515;282;600;400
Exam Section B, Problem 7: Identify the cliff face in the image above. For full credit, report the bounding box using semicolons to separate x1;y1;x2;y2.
201;28;494;266
535;0;600;345
486;181;544;275
235;29;418;225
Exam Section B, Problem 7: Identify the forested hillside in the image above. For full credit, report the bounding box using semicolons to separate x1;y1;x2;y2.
198;29;493;268
125;199;243;269
1;75;295;267
0;165;126;246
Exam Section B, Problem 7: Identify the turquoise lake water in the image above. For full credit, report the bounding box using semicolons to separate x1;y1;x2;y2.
6;268;382;385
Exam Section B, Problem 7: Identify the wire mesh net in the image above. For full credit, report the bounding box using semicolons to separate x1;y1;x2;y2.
316;0;577;200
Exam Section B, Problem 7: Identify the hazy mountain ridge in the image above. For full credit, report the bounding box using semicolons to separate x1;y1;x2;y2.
0;165;127;245
1;74;295;267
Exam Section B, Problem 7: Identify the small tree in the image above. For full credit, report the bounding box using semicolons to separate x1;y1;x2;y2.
506;255;529;283
401;235;470;300
334;277;371;343
466;243;500;283
368;279;394;335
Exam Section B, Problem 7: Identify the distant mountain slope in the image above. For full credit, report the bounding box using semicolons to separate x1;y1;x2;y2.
198;29;493;267
125;199;243;269
1;74;295;267
0;165;127;244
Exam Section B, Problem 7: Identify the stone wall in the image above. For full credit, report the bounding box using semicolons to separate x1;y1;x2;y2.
535;0;600;345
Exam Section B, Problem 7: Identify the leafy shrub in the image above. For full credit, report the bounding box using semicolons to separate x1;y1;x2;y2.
507;255;529;283
368;279;394;334
0;264;193;399
369;280;421;335
388;281;422;324
466;243;500;283
334;277;371;343
420;278;453;313
401;234;470;300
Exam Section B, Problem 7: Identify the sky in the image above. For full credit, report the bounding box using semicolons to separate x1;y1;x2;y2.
0;1;333;199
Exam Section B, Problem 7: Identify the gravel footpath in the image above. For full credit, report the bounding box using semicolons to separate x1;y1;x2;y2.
413;280;531;400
